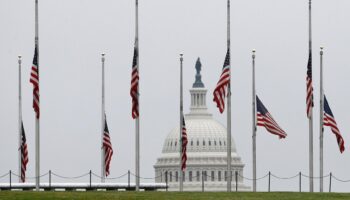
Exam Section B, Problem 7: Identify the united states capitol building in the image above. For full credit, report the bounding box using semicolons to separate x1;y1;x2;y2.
154;58;249;191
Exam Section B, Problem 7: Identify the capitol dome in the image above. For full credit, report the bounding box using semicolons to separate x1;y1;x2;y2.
163;116;237;154
154;58;249;191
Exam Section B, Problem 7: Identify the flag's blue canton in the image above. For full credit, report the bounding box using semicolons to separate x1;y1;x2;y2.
223;48;230;70
307;51;312;79
256;96;268;115
324;96;333;117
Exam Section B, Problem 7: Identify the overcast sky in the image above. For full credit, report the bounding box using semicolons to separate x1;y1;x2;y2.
1;0;350;192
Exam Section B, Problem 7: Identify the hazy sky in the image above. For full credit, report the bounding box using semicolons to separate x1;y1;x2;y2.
1;0;350;192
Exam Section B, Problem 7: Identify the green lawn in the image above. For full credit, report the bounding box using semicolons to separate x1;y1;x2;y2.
0;192;349;200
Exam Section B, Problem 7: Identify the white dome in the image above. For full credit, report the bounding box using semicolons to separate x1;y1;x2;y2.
162;116;237;154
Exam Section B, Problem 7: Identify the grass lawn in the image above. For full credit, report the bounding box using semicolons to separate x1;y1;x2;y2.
0;192;350;200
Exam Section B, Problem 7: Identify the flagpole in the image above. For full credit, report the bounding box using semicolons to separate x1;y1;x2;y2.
101;53;106;182
319;46;324;192
18;55;22;183
135;0;140;191
179;54;184;192
34;0;40;191
308;0;314;192
252;50;257;192
226;0;232;192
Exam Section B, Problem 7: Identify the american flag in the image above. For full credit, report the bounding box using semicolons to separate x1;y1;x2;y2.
181;116;188;171
20;122;28;183
130;46;139;119
213;48;230;113
306;51;313;118
103;116;113;176
256;95;287;139
323;96;345;153
30;47;40;119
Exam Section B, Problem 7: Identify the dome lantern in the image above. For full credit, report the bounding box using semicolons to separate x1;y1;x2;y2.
188;58;212;118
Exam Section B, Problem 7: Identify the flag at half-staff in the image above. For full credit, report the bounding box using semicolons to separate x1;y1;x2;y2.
306;0;314;192
130;46;139;119
30;47;40;119
103;116;113;176
256;95;287;139
323;96;345;153
306;51;313;118
20;122;28;182
132;0;141;191
181;116;188;171
213;48;230;113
